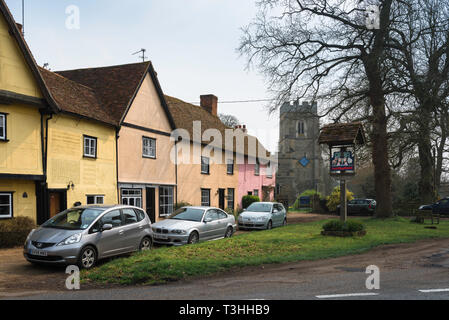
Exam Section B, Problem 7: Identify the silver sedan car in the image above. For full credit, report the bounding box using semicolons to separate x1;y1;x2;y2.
238;202;287;230
24;205;153;269
152;207;237;246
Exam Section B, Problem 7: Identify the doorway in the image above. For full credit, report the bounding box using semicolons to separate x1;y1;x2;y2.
218;189;226;210
48;189;67;218
146;188;156;223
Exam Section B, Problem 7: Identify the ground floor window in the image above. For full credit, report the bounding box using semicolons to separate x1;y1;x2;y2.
201;189;211;207
159;186;174;217
0;193;12;219
87;195;104;205
227;188;235;211
254;189;259;197
121;189;142;208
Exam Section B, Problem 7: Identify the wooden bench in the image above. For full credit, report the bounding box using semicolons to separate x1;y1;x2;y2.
414;209;440;225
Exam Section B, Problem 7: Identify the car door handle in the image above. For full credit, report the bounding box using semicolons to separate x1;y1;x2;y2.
119;230;125;235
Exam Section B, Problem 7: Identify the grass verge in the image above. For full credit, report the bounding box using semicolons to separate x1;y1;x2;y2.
83;217;449;285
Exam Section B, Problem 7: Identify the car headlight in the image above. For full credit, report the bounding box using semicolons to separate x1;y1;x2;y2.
171;229;187;235
25;229;36;242
257;216;269;221
57;233;82;246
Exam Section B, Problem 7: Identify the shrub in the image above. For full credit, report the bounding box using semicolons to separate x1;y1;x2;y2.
326;186;355;212
242;195;260;209
0;217;36;248
174;202;192;210
322;220;365;233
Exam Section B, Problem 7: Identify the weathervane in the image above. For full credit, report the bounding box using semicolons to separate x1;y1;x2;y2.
132;48;147;62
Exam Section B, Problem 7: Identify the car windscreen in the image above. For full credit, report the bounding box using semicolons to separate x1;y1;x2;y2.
42;208;105;230
169;208;205;222
246;203;272;213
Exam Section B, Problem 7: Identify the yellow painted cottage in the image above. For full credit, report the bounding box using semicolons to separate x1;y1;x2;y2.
0;0;117;224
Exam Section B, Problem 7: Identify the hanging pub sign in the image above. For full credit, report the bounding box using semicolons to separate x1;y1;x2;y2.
330;146;355;175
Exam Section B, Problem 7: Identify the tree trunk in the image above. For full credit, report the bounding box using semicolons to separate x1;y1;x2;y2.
365;57;393;218
372;102;393;217
417;105;435;204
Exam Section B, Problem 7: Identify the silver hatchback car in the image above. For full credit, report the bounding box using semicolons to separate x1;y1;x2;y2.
238;202;287;230
152;207;236;246
24;205;153;269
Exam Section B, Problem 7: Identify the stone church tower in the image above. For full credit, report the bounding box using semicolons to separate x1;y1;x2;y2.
277;100;328;204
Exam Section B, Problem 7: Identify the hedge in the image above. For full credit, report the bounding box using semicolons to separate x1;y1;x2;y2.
0;217;36;248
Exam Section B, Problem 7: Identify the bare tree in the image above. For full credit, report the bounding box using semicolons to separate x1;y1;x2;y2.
387;0;449;203
240;0;398;217
219;114;241;128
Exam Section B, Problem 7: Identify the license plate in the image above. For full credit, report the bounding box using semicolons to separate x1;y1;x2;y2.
155;235;168;240
30;249;48;257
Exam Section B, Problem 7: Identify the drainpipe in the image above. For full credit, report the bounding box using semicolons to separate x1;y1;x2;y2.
116;128;120;204
175;139;178;205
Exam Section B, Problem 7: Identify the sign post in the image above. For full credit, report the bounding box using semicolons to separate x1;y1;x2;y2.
340;179;347;222
318;123;366;223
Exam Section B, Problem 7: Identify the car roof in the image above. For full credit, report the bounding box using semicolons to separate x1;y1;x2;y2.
71;204;142;210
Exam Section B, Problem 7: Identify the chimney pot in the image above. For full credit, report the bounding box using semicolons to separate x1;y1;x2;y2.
200;94;218;116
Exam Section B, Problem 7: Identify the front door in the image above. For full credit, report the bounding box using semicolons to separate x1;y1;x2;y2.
219;189;225;210
49;190;67;218
146;188;156;223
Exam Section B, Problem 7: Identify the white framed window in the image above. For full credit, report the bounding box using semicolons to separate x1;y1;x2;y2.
143;137;156;159
87;195;104;205
201;157;210;174
201;189;211;207
266;162;273;179
255;162;260;176
83;135;97;158
159;186;174;217
121;189;142;208
227;159;234;175
0;193;13;219
227;188;235;211
0;114;6;141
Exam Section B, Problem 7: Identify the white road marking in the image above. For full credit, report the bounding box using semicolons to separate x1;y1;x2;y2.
316;293;379;299
419;289;449;293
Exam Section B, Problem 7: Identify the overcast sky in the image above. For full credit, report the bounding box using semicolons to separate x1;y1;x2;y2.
5;0;280;152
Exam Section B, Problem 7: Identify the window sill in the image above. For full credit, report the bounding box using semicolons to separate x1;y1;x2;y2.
143;155;157;160
0;139;9;143
83;155;97;160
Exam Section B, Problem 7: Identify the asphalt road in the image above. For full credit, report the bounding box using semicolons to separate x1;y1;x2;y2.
6;238;449;300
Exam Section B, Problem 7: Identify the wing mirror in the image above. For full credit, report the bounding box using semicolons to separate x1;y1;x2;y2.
204;217;212;223
101;224;113;232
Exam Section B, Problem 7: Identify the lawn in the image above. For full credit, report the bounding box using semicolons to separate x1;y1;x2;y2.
83;217;449;285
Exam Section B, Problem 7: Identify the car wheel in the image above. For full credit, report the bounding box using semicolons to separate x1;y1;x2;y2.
78;246;97;270
225;227;234;238
139;237;153;251
267;220;273;230
188;232;199;245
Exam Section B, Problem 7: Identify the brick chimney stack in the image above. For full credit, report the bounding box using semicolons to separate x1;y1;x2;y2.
16;23;23;35
200;95;218;116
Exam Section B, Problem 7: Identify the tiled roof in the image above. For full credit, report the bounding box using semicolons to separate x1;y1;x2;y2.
39;67;117;126
56;62;151;125
165;95;271;158
318;122;366;146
